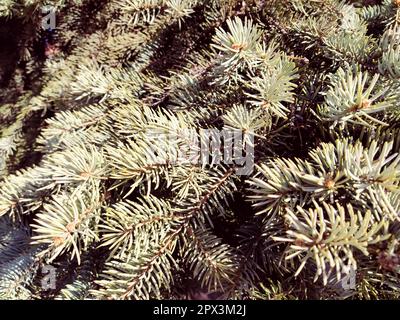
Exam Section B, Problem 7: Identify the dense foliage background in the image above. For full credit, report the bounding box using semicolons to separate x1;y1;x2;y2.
0;0;400;300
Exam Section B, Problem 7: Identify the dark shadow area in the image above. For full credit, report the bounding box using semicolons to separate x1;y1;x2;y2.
0;17;22;89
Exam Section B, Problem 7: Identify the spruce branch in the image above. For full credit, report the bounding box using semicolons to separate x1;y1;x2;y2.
274;201;390;285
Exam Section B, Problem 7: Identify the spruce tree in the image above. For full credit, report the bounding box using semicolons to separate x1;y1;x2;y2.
0;0;400;300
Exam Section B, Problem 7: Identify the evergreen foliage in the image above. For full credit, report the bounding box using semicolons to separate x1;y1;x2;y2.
0;0;400;300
